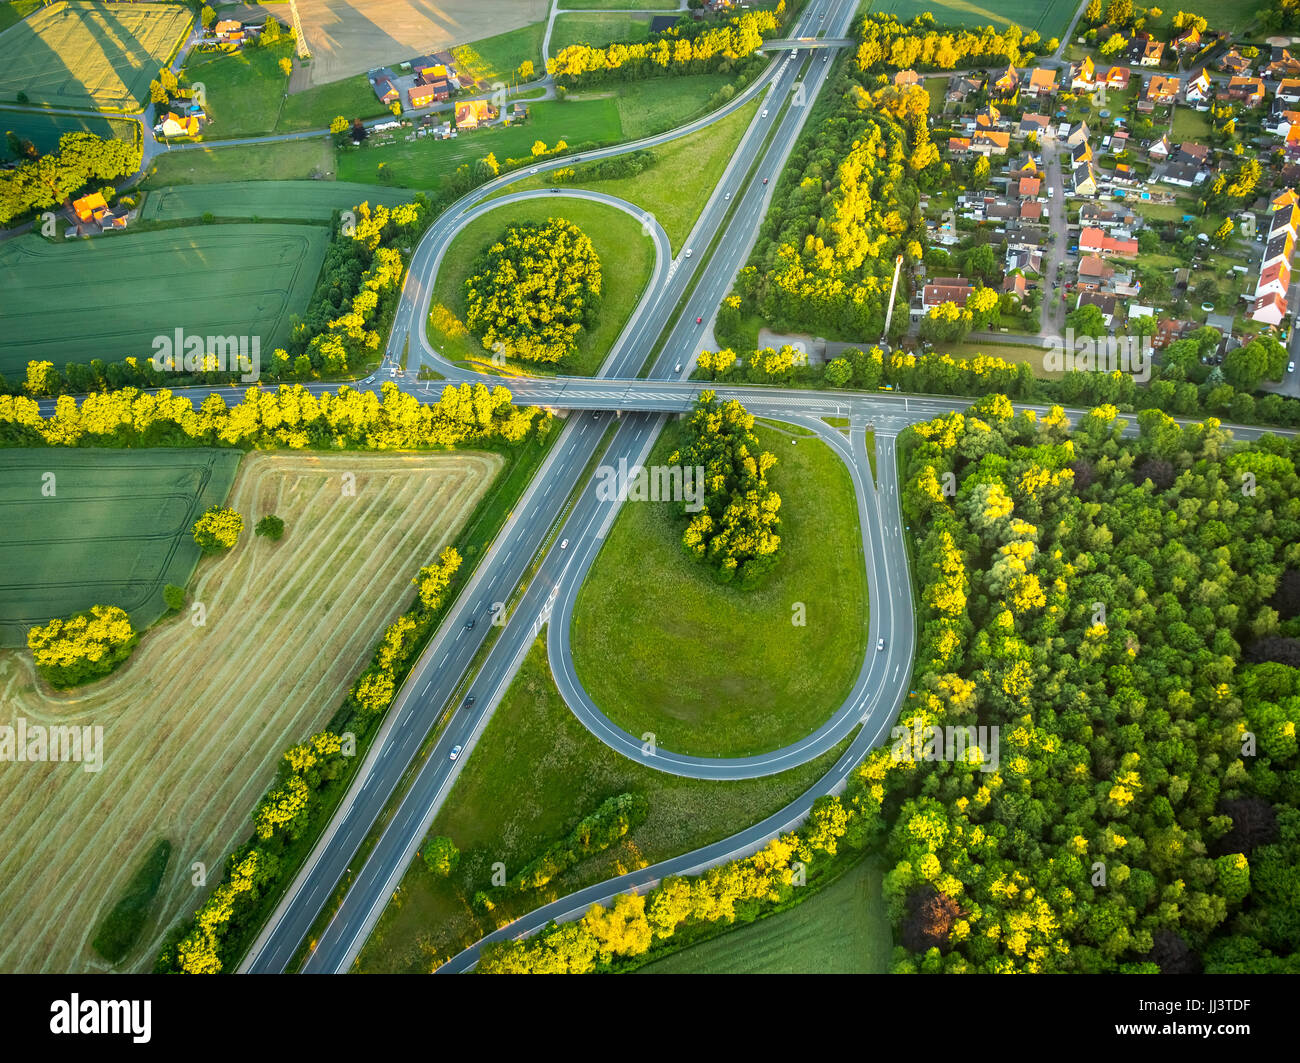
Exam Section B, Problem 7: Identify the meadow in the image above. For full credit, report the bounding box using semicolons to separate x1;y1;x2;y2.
0;1;191;111
860;0;1077;40
0;449;241;647
0;224;329;374
140;181;417;222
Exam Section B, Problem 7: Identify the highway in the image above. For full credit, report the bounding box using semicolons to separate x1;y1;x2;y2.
128;0;1286;974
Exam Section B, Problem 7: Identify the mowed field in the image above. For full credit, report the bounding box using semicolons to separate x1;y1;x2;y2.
859;0;1077;39
0;108;137;159
640;856;891;973
0;1;192;111
0;224;329;375
0;450;240;647
141;180;418;222
0;450;503;972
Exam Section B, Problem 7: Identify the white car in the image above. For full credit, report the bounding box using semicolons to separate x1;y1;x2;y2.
1291;361;1296;373
725;192;731;200
674;363;682;372
449;745;462;761
684;248;693;258
761;109;769;118
877;638;885;651
561;538;569;549
530;168;538;174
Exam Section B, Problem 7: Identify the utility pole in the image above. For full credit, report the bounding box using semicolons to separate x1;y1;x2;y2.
882;253;905;343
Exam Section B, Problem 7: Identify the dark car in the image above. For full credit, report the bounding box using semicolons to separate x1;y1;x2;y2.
465;617;475;630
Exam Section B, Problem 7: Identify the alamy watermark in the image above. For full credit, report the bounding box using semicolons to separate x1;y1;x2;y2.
0;717;103;773
1043;328;1152;383
151;328;260;383
594;458;705;512
891;722;1000;773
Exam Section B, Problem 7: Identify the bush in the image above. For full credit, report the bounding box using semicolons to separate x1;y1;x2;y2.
163;584;187;611
28;605;138;687
254;515;285;541
422;835;460;877
192;506;243;553
92;840;172;964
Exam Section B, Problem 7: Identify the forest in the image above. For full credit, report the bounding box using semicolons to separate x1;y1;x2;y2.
463;218;602;365
0;130;142;227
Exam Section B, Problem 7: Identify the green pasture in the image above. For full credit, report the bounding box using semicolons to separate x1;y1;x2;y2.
140;180;416;222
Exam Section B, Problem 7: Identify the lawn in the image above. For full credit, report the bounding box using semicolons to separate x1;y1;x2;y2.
140;180;417;222
453;21;547;86
0;448;241;646
860;0;1076;39
571;420;868;758
427;196;654;376
0;108;137;159
496;92;757;251
549;13;653;57
143;137;335;185
277;71;389;132
0;1;192;111
336;97;622;189
183;41;291;139
0;451;502;973
355;635;852;974
640;855;891;973
0;224;329;374
607;73;735;141
1170;107;1212;141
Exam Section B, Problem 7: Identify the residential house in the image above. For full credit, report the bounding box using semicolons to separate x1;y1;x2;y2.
1018;113;1050;139
1076;291;1119;326
1080;203;1137;231
1262;229;1295;269
1149;134;1172;160
1073;160;1098;196
948;136;972;155
1256;259;1291;299
894;69;921;89
922;277;974;310
1177;141;1210;164
455;100;494;128
1076;254;1115;292
1101;65;1131;91
1219;49;1252;75
946;74;982;103
1153;318;1193;348
992;64;1019;96
158;112;199;137
1003;273;1027;298
1071;139;1093;166
1272;188;1299;211
1011;151;1042;175
1140;38;1165;66
1267;49;1300;79
1185;70;1212;104
1268;107;1300;137
1252;291;1290;326
408;82;447;108
372;77;400;105
72;192;107;224
1172;24;1201;53
1066;121;1090;148
972;130;1011;155
1251;198;1300;324
1080;227;1139;257
214;19;242;38
1026;67;1058;97
1017;175;1041;198
1158;159;1208;187
1070;56;1096;92
1145;75;1180;106
1020;200;1043;222
1225;76;1266;106
1005;248;1043;275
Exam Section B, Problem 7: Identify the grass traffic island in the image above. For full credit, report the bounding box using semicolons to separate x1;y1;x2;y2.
427;196;654;376
570;420;868;758
638;854;891;973
355;634;852;974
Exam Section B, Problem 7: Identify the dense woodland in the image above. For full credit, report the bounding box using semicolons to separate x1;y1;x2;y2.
670;392;781;586
463;218;602;365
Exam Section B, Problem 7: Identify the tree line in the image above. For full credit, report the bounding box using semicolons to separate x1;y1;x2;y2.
669;391;780;587
853;11;1053;73
464;218;602;365
0;130;142;227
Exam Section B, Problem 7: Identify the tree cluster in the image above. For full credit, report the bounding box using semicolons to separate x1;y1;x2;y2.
464;218;602;365
0;131;142;227
669;391;780;586
27;604;138;688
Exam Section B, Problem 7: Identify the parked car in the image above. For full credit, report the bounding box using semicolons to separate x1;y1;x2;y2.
1290;361;1296;374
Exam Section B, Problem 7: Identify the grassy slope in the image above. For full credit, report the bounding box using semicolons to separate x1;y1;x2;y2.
453;21;547;84
427;196;654;376
503;92;757;251
548;13;653;56
640;855;891;973
571;420;868;757
356;635;851;973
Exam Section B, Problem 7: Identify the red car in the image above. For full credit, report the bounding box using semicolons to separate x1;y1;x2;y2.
762;178;769;185
696;316;702;324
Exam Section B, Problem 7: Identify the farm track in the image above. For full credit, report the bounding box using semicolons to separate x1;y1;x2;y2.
0;450;500;973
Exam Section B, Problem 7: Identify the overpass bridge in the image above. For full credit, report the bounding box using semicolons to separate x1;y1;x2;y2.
758;36;855;51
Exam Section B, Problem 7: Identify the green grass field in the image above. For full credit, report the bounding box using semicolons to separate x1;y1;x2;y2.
571;420;868;757
453;21;547;85
278;71;388;133
0;1;192;111
143;137;334;185
549;13;653;56
183;40;289;139
0;108;137;159
506;95;758;251
640;856;891;973
1144;0;1260;35
337;96;622;188
931;339;1062;380
561;0;680;9
0;0;41;34
860;0;1076;39
0;450;242;647
356;635;852;973
427;196;654;376
0;224;329;374
140;181;417;222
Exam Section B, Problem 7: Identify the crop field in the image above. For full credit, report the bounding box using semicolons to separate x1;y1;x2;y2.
860;0;1076;39
0;224;329;375
0;450;503;972
141;181;417;222
0;108;137;159
0;1;192;112
571;421;868;757
0;449;241;648
640;857;891;973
